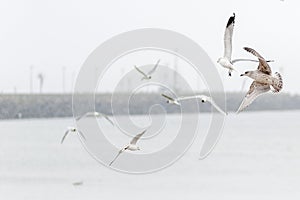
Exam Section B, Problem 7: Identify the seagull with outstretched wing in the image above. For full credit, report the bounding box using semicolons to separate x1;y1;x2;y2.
134;59;160;80
237;47;283;113
61;126;86;144
161;94;227;115
109;130;146;166
217;13;236;76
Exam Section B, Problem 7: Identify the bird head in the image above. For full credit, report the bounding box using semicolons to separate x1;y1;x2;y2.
240;71;251;77
201;97;207;103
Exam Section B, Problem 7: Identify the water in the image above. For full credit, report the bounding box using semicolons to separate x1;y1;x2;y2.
0;111;300;199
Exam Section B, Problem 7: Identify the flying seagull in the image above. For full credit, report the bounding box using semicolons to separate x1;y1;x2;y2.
217;13;273;76
237;47;283;113
76;111;114;126
134;59;160;80
161;94;227;115
109;130;146;166
61;126;86;144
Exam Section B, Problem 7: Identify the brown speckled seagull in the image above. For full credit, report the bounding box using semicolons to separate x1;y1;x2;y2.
237;47;283;113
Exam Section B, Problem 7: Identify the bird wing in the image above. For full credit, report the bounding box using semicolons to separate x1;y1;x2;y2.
61;130;71;144
177;95;205;101
134;65;148;77
243;47;272;75
130;130;147;145
223;13;235;60
231;58;259;64
237;81;270;113
206;97;227;115
232;58;274;64
148;59;160;75
109;148;125;166
161;93;175;101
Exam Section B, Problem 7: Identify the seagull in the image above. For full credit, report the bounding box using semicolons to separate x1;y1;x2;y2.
109;130;146;166
134;59;160;80
217;13;273;76
161;94;227;115
76;111;114;126
61;126;86;144
237;47;283;113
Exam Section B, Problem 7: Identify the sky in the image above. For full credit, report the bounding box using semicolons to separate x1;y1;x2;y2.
0;0;299;94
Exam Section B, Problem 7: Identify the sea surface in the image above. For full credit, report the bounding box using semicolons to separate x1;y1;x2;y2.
0;111;300;200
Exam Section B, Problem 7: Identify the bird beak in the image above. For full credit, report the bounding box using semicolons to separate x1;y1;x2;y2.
240;74;244;76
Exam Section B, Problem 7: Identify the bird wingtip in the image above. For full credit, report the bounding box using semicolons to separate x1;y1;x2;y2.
226;13;235;27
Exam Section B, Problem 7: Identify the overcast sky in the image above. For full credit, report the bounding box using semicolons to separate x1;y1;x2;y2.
0;0;299;94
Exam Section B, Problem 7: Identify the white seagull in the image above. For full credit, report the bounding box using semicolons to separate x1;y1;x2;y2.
61;126;86;144
161;94;227;115
76;111;114;126
134;59;160;80
237;47;283;113
109;130;146;166
217;13;273;76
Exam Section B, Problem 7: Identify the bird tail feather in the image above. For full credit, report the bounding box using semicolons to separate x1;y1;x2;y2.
272;72;283;92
